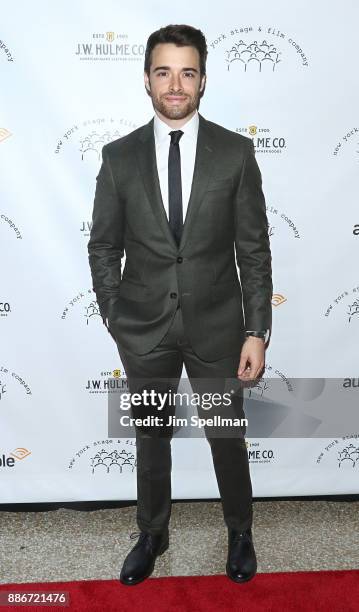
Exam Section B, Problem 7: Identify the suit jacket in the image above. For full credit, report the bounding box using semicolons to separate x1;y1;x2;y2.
87;112;273;360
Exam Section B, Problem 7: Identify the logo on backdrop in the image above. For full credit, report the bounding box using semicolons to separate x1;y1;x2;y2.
75;31;145;62
0;301;11;317
324;283;359;322
266;204;301;240
86;371;128;394
0;365;32;396
236;125;287;155
248;364;293;393
271;294;287;307
80;221;92;239
316;435;359;468
0;448;31;469
0;128;12;143
343;378;359;389
0;213;23;239
61;289;103;325
332;127;359;161
210;26;309;70
54;117;137;158
68;438;136;473
0;39;14;62
246;441;275;464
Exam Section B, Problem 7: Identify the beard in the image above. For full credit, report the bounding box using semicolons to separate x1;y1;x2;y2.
150;89;201;120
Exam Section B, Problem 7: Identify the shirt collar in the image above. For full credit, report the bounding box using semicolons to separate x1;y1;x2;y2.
153;109;199;143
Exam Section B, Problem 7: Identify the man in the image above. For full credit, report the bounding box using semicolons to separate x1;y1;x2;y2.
88;24;272;586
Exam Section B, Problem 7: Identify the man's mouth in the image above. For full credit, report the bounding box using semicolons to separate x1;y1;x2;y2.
164;95;187;102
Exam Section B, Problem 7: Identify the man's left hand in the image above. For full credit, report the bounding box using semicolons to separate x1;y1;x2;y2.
237;336;265;381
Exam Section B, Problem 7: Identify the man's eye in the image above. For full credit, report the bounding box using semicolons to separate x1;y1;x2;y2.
157;71;168;77
183;72;195;77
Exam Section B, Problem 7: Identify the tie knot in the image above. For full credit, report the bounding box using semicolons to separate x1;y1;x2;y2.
169;130;184;145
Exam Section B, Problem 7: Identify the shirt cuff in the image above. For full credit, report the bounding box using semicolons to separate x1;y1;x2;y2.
245;329;270;342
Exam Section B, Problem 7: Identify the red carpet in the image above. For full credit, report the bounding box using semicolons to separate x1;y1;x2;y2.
0;570;358;611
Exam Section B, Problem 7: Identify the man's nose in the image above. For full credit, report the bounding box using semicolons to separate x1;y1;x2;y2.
169;74;183;92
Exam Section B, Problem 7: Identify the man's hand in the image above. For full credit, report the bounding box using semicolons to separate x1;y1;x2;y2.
237;336;265;381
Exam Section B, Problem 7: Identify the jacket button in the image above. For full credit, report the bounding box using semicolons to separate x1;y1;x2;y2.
177;256;183;263
170;292;177;299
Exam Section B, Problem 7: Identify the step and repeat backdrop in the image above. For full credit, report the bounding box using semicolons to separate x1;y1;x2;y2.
1;0;358;503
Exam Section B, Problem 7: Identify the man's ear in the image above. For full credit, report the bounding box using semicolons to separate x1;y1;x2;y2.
144;72;151;93
200;74;206;92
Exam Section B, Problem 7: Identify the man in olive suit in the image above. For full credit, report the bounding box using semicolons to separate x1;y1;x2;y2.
88;24;272;586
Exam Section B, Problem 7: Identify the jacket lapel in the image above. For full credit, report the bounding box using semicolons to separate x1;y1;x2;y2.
135;112;216;252
180;113;215;251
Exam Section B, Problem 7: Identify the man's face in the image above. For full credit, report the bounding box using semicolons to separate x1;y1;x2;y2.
144;43;206;121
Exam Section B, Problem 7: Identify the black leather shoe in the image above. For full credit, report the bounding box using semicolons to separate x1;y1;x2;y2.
226;528;257;583
119;530;169;586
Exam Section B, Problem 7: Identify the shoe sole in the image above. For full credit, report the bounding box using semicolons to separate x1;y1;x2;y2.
119;540;169;586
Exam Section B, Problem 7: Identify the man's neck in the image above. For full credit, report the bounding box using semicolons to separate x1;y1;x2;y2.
154;109;197;129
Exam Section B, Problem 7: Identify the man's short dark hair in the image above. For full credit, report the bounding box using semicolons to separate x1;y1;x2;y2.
144;24;208;76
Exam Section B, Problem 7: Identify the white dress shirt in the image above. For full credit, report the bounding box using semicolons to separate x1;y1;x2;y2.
153;110;199;221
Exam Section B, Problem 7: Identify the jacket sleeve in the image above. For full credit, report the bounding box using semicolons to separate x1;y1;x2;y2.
87;144;125;325
234;139;273;334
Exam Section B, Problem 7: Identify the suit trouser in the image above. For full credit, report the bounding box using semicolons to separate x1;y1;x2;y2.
115;304;253;536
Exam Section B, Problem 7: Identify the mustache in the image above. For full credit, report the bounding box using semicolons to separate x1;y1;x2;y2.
162;92;188;97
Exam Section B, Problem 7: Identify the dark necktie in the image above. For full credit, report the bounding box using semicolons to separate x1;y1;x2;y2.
168;130;184;246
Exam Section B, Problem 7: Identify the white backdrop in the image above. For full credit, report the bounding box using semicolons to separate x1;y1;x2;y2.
1;0;358;503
